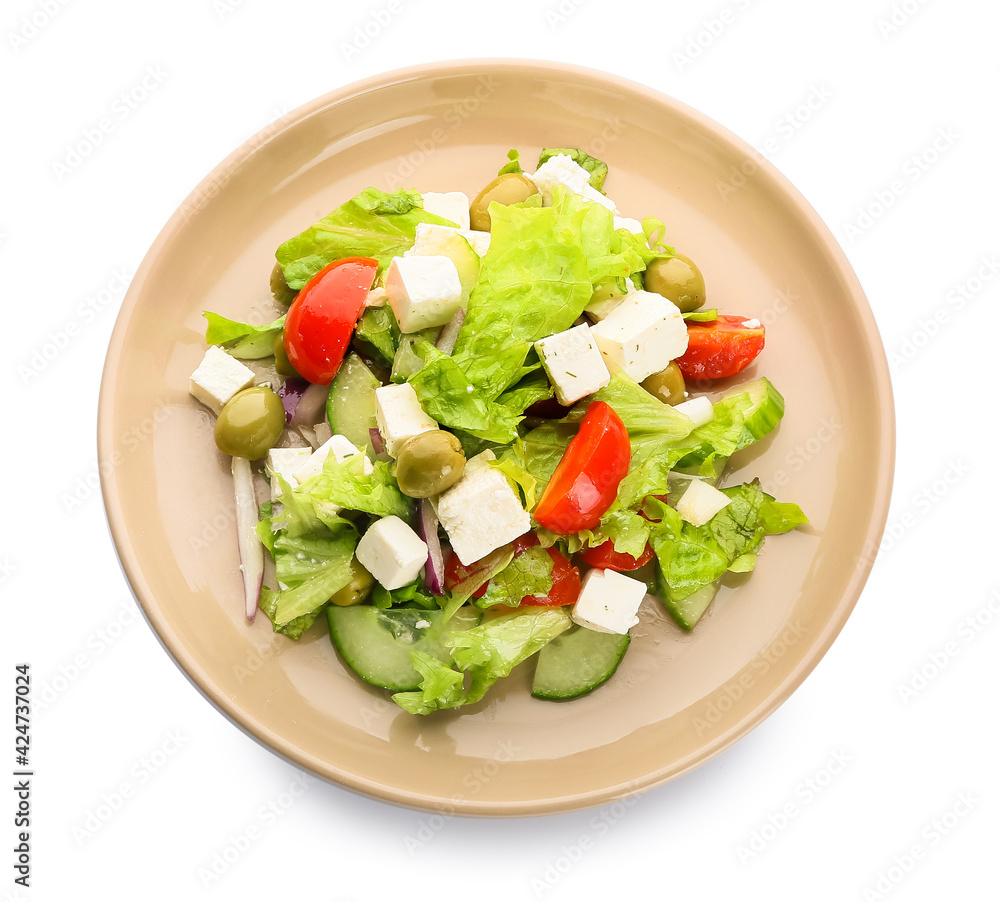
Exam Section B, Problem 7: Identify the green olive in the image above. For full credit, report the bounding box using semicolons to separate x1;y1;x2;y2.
270;262;297;306
329;559;375;607
643;253;706;313
214;386;285;459
469;173;539;231
641;361;686;406
395;430;466;498
272;333;299;377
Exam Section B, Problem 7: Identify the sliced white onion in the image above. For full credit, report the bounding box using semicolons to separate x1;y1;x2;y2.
290;381;329;427
418;498;445;595
231;456;263;622
435;308;465;356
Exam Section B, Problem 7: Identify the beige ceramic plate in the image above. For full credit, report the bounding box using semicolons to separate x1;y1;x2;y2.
99;60;893;815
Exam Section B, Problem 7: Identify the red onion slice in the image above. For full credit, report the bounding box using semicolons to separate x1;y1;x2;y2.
435;308;465;355
418;499;445;595
369;427;385;456
277;378;308;424
231;456;263;622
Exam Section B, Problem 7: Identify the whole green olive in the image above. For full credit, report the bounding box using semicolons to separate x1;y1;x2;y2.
395;430;466;498
270;262;297;306
272;333;299;377
644;253;706;313
641;361;686;406
329;559;375;607
469;173;539;231
214;385;285;459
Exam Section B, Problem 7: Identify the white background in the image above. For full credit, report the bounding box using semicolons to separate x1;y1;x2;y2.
4;0;997;899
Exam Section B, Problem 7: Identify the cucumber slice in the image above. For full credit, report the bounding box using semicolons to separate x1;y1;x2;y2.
391;327;440;382
326;353;381;454
327;605;481;691
413;230;480;305
531;625;630;700
655;568;719;631
723;376;784;450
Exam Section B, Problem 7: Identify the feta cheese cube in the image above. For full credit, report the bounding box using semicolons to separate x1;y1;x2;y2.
527;153;618;213
675;479;731;527
435;451;531;565
294;433;373;486
355;515;428;590
672;396;714;428
365;286;387;308
189;345;255;413
385;255;462;333
374;383;438;457
421;191;471;230
590;290;689;383
571;568;647;635
265;447;312;500
535;323;611;406
613;215;644;234
409;222;491;257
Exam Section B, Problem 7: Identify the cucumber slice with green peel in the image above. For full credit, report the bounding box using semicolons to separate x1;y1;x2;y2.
531;625;630;700
326;353;381;454
327;605;482;691
432;232;480;306
655;569;719;631
391;327;440;382
723;377;785;449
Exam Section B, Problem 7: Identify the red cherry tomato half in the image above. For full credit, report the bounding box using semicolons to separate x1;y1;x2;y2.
674;314;765;380
533;401;631;535
577;540;654;571
283;257;378;384
444;550;489;599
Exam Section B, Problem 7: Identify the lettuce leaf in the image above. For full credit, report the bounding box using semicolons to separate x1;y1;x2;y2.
353;305;400;366
480;545;553;608
298;452;412;521
275;187;455;290
538;148;609;191
203;312;285;359
391;607;571;714
258;478;358;624
257;586;321;640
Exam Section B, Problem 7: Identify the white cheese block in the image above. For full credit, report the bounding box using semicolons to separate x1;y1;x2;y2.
385;254;463;332
409;222;491;257
571;568;646;635
672;396;714;428
421;191;471;230
675;479;732;527
265;447;313;501
189;345;255;414
293;433;373;486
374;383;438;457
355;515;428;590
535;323;611;406
613;215;644;234
590;290;689;383
526;153;618;213
435;451;531;566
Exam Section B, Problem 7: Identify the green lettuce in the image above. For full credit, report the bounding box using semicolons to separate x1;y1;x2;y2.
258;479;358;624
353;305;400;366
298;452;412;521
275;187;456;290
371;578;439;611
538;148;609;191
203;312;285;359
257;586;321;640
480;545;553;608
392;607;572;714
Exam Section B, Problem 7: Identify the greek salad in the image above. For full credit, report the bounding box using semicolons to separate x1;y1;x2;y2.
189;147;807;714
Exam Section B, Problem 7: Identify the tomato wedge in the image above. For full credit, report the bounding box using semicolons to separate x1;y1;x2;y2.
578;540;654;571
282;257;378;384
533;401;631;535
442;533;582;606
675;314;765;380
